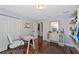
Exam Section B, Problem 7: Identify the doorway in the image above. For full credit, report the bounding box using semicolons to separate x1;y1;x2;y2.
38;22;43;38
37;22;43;44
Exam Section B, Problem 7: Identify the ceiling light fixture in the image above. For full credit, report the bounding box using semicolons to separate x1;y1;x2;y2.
36;0;46;10
36;5;45;10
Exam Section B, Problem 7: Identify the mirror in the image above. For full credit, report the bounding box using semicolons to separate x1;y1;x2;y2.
49;21;59;32
24;23;31;28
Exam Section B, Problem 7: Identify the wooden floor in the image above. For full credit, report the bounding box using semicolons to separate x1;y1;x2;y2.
30;38;64;54
0;37;79;54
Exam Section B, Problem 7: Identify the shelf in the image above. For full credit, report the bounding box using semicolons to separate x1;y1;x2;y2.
70;19;77;24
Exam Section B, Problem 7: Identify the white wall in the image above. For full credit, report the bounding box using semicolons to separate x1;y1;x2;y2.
21;20;33;35
78;8;79;20
0;15;33;52
32;21;38;38
77;8;79;19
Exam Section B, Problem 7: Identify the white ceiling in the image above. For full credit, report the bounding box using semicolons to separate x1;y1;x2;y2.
0;5;78;20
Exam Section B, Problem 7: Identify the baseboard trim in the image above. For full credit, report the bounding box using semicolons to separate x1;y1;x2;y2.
64;43;79;52
45;39;50;42
46;40;79;50
64;43;76;48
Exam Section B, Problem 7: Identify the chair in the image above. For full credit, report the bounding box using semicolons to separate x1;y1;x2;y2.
7;34;24;49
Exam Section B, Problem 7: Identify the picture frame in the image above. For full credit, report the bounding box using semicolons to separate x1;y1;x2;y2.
24;23;31;28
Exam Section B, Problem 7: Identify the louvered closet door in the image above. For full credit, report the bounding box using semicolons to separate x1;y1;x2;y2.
0;16;9;52
8;18;22;40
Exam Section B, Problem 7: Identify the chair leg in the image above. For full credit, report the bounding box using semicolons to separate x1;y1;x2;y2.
32;39;35;49
27;41;30;54
7;44;10;50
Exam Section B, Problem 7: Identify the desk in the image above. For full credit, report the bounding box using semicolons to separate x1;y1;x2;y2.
20;35;36;54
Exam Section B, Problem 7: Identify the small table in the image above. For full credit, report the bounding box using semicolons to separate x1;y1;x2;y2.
20;35;36;54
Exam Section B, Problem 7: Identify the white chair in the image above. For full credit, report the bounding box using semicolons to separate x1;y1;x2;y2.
7;34;24;49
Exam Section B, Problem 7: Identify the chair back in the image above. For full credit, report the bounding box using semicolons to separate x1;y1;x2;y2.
7;34;13;44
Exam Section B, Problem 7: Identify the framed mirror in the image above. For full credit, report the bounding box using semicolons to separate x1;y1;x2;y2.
49;21;59;32
24;23;31;28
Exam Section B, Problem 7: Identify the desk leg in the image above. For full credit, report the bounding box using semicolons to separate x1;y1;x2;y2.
27;41;30;54
33;39;35;49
